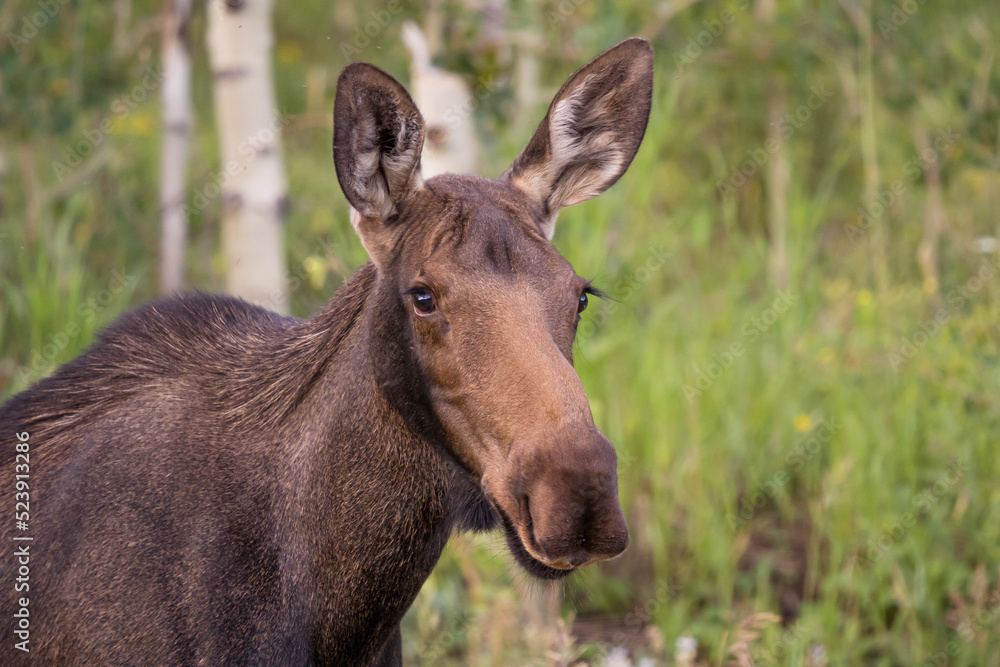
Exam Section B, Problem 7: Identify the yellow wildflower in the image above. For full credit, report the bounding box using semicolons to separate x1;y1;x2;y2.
303;256;326;290
794;414;812;432
50;77;70;96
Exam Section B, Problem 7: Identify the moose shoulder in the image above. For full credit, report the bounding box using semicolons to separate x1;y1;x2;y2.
1;38;653;665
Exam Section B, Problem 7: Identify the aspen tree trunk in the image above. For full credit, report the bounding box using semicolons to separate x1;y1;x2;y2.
512;28;541;137
764;80;790;290
839;0;888;292
113;0;134;60
17;144;40;243
914;123;944;304
207;0;289;313
858;0;888;294
756;0;789;289
402;22;479;177
159;0;192;295
0;142;6;223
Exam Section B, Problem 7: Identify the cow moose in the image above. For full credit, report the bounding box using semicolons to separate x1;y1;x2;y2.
1;37;654;665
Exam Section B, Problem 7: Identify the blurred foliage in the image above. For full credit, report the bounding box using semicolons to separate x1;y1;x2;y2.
2;0;1000;665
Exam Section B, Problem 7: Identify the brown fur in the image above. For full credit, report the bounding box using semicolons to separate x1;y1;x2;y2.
0;38;653;665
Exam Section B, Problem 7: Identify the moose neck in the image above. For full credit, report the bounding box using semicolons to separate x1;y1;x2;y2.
260;260;454;482
256;262;472;662
357;263;497;532
293;261;455;457
231;261;445;444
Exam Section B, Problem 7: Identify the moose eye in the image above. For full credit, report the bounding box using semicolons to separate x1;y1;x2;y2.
577;284;606;314
412;290;436;315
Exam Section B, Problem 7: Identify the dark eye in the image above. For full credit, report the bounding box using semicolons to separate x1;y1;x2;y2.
578;292;588;313
412;290;436;315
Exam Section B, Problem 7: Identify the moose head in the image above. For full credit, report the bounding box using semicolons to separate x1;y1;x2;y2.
333;37;654;578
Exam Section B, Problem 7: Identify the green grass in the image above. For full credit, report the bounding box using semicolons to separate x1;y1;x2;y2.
2;1;999;664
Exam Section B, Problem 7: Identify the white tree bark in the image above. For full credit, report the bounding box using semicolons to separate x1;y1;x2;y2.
914;122;944;301
159;0;192;295
756;0;789;290
402;22;479;178
207;0;289;313
0;141;6;223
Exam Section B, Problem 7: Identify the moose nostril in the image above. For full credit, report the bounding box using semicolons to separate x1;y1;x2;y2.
517;494;550;559
519;494;536;543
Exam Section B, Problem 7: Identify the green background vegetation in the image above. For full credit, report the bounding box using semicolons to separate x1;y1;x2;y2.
2;0;999;664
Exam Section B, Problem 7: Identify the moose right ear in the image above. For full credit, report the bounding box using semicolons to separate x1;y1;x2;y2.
333;63;425;226
502;38;653;240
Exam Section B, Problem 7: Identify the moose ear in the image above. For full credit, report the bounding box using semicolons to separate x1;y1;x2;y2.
502;38;653;239
333;62;425;224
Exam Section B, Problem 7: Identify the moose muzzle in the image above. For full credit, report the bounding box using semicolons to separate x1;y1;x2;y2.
488;423;629;572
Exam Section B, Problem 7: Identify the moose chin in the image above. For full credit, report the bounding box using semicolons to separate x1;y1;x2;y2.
1;37;654;666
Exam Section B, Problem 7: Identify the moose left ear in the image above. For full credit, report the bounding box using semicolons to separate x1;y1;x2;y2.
502;38;654;239
333;62;425;223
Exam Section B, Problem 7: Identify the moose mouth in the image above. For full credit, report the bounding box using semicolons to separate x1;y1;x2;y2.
488;496;575;580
